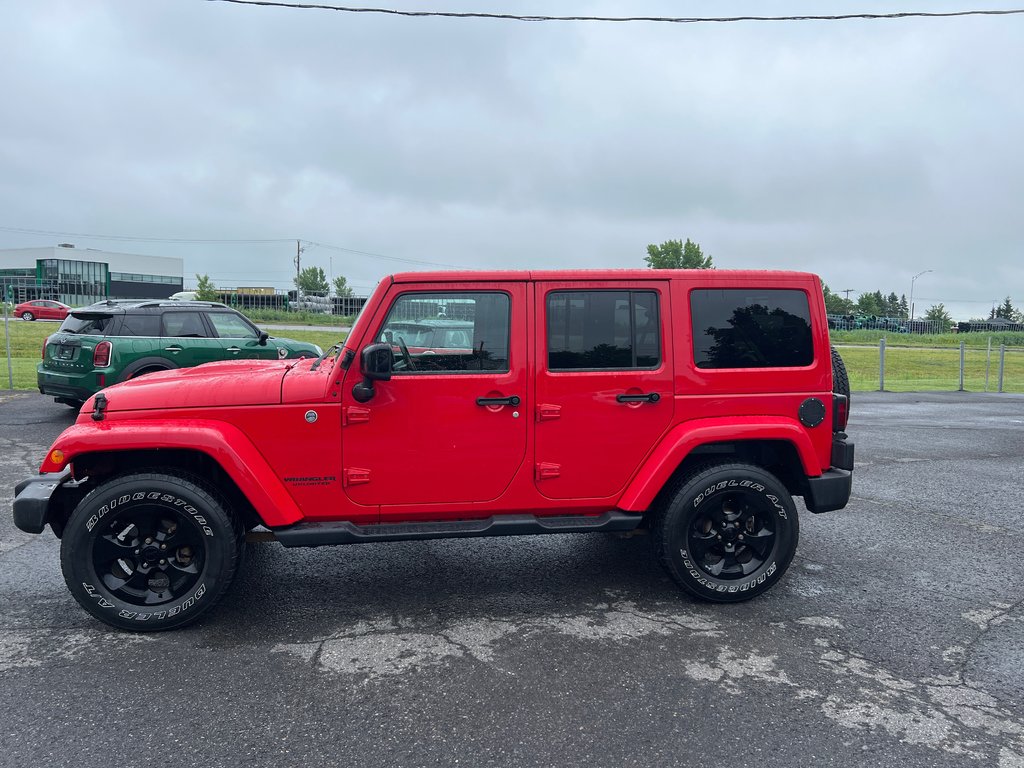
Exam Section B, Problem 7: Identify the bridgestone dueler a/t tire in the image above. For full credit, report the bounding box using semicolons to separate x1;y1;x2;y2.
653;463;799;603
60;472;244;632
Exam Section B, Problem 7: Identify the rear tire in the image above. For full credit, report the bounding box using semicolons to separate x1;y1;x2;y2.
60;472;244;631
831;345;850;404
652;463;799;602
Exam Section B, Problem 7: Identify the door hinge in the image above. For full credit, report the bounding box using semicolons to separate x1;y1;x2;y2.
535;462;561;481
344;467;371;486
537;404;561;422
344;406;371;426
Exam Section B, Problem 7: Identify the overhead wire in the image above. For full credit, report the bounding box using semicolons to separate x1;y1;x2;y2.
206;1;1024;24
0;225;467;269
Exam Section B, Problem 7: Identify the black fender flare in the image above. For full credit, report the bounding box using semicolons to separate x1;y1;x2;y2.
118;356;179;383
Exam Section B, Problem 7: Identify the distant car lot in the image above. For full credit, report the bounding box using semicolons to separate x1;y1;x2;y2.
1;391;1023;767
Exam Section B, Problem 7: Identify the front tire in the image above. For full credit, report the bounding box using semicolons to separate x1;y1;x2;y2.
21;311;34;321
652;463;799;602
60;472;244;631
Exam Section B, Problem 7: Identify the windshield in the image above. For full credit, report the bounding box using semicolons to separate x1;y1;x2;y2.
59;313;115;335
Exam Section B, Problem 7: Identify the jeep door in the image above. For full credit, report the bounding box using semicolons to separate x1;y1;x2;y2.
534;281;674;500
341;282;527;510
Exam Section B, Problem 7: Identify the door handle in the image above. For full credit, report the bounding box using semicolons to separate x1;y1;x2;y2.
163;346;182;353
476;395;521;407
616;392;661;404
226;346;241;353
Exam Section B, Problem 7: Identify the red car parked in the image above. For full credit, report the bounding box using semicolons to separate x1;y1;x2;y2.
14;300;72;321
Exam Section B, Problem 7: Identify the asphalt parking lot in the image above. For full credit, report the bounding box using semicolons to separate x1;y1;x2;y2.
1;390;1023;768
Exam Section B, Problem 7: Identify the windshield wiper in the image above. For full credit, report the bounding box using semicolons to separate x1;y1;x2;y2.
310;343;342;372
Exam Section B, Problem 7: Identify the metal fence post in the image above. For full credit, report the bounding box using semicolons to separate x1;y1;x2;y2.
986;337;992;392
4;300;13;391
998;345;1006;393
959;341;966;391
879;336;886;391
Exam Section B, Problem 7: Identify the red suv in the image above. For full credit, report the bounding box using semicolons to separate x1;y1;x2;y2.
13;270;853;630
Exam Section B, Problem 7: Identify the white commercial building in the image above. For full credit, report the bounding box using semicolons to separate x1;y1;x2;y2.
1;244;184;305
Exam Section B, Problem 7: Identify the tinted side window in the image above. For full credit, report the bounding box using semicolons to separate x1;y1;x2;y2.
691;289;813;369
547;291;660;370
161;312;208;338
120;313;160;337
380;292;510;373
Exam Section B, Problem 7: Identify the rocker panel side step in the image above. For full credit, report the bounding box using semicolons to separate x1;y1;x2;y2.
273;511;642;548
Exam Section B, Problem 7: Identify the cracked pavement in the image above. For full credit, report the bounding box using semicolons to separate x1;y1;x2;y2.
1;391;1023;767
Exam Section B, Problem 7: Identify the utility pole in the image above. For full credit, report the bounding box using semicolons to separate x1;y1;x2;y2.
842;289;855;301
294;239;304;290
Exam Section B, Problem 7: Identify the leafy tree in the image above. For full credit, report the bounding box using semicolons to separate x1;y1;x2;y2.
856;291;884;316
295;266;329;296
332;275;353;298
822;284;854;314
924;303;953;328
194;274;218;302
645;239;713;269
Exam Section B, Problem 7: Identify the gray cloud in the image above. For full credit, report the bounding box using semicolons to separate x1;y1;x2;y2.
1;0;1022;318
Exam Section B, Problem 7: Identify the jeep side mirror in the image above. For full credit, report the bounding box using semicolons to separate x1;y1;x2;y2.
352;342;393;403
257;331;269;346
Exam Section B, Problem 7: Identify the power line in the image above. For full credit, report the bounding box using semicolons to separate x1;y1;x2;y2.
305;240;464;269
207;1;1024;24
0;224;467;269
0;225;291;245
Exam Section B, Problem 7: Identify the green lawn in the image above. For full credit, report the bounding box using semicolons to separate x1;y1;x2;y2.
835;344;1024;393
0;317;347;392
3;315;1022;393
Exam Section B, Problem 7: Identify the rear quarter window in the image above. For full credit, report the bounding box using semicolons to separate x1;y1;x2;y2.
119;313;161;337
691;288;813;369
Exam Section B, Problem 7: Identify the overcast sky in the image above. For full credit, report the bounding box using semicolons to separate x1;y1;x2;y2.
1;0;1022;319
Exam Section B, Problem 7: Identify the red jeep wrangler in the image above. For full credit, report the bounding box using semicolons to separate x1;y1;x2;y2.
13;270;854;631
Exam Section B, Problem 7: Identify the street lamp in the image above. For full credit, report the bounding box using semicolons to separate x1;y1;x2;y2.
909;269;933;321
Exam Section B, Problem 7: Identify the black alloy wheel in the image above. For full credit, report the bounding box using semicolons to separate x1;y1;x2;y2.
61;472;244;631
653;462;799;602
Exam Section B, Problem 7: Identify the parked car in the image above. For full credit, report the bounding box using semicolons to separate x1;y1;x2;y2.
14;269;854;631
15;300;71;321
36;299;321;408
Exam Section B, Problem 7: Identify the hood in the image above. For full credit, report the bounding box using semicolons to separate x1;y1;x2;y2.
81;359;295;414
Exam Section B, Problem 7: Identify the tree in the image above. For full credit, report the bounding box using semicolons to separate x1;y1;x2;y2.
899;294;909;319
645;239;713;270
194;274;218;302
295;266;329;296
332;275;353;298
995;296;1020;322
885;292;901;317
856;291;884;316
924;303;953;328
822;283;854;315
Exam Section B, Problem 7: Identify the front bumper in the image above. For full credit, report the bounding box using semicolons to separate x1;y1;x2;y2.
13;468;73;535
